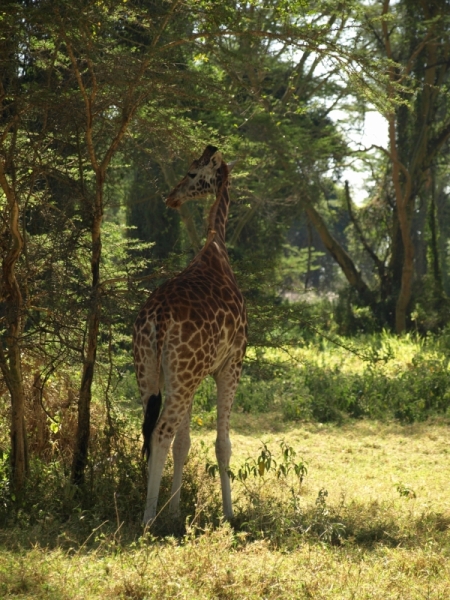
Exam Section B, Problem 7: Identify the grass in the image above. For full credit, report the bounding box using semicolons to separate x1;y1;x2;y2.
1;417;450;599
2;528;449;599
2;331;450;598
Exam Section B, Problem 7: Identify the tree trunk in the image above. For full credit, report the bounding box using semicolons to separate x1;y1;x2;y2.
301;197;373;303
0;160;28;494
8;360;28;494
386;98;416;333
71;177;103;485
0;322;29;495
428;168;443;297
395;197;415;333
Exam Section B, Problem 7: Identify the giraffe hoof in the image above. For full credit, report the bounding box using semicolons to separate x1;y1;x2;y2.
142;513;156;527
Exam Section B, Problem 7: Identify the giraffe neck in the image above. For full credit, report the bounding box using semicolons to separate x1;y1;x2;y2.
207;163;230;243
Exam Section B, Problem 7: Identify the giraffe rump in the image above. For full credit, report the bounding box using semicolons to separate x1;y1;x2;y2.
142;392;162;460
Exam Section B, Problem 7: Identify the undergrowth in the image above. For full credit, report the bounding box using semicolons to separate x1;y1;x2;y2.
1;435;449;556
193;331;450;425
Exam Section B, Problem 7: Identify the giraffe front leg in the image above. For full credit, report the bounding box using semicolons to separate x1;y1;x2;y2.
214;359;242;521
215;428;233;520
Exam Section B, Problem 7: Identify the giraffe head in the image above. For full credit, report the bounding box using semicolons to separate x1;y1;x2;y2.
166;145;226;208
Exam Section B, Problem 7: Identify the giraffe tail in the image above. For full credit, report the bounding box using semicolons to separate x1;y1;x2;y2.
142;391;162;460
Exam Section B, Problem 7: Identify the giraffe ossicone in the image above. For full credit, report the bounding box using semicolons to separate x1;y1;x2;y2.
133;145;248;525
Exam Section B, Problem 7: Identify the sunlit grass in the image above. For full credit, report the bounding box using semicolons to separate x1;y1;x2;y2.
247;329;449;376
1;528;449;599
199;416;450;533
1;418;450;599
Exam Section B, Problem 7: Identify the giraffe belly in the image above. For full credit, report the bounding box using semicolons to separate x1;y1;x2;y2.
161;318;245;386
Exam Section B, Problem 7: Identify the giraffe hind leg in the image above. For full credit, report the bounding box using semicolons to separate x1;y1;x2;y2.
142;392;162;459
143;390;195;524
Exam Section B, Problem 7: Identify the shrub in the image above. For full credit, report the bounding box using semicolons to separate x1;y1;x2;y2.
240;334;450;424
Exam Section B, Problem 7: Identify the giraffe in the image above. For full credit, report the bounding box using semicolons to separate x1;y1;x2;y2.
133;145;247;524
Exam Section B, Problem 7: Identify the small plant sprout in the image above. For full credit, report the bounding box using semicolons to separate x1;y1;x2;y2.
396;483;417;499
206;441;308;486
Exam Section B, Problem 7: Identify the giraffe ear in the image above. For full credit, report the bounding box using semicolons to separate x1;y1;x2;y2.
210;151;222;170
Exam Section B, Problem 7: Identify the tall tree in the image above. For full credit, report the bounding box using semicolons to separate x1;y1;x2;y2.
380;0;450;331
0;3;39;493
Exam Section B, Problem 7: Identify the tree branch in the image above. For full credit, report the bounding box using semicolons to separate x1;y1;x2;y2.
345;181;386;281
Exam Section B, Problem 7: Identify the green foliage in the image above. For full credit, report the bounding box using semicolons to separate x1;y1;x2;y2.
214;330;450;425
206;441;307;485
277;353;450;424
190;322;450;427
396;483;417;500
334;287;383;335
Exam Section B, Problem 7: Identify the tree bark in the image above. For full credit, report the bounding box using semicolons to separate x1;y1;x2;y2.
71;178;103;485
382;0;415;333
301;196;373;303
0;159;28;494
394;196;415;333
428;168;443;298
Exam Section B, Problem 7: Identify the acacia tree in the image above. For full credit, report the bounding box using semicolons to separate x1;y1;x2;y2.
332;0;450;331
0;5;43;493
54;0;201;484
0;0;200;488
377;0;450;332
239;0;450;333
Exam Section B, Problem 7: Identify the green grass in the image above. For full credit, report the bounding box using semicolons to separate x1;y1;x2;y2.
1;418;450;599
1;332;450;598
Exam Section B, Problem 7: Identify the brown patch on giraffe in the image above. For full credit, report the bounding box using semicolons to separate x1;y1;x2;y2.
176;344;192;359
175;304;189;321
225;313;236;328
181;320;197;336
187;356;199;371
189;331;202;348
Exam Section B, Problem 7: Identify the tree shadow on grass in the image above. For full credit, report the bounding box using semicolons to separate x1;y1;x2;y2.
2;496;449;558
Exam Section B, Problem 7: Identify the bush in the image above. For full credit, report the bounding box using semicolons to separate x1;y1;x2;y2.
239;333;450;424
